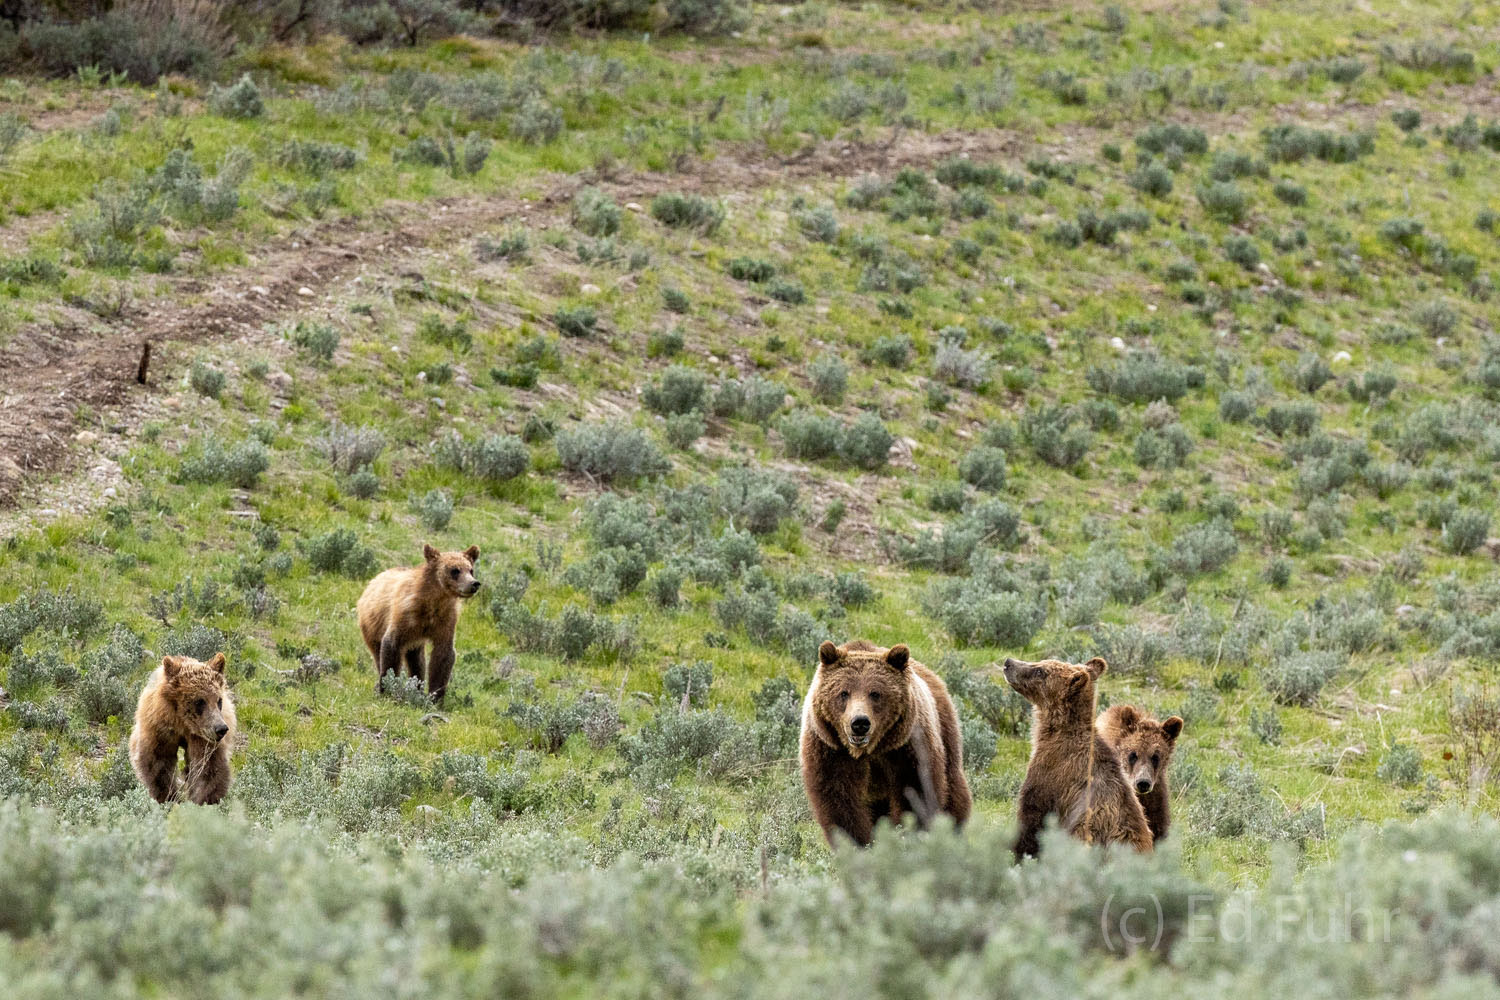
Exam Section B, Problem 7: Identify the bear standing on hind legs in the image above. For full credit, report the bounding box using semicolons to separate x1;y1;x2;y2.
129;653;237;805
1096;704;1184;843
800;639;971;846
358;543;481;704
1002;656;1152;860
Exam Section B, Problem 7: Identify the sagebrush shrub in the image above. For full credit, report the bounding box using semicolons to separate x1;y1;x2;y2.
572;187;621;237
178;438;270;489
651;193;724;234
299;528;379;578
840;413;892;470
1263;650;1342;706
418;489;454;531
207;74;263;119
808;354;848;404
432;432;528;482
555;423;670;483
317;422;386;476
643;365;709;416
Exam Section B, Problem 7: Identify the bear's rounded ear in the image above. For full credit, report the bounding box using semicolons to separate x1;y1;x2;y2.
162;656;182;681
464;545;480;563
1112;704;1140;730
207;652;226;675
818;641;840;666
423;544;439;563
886;644;910;671
1085;656;1108;678
1067;671;1090;697
1162;716;1184;743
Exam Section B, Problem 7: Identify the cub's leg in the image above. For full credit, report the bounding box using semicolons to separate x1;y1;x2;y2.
185;736;232;805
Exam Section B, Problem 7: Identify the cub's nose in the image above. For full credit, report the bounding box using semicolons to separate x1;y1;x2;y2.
213;723;230;740
1134;779;1153;795
850;716;871;738
466;581;482;595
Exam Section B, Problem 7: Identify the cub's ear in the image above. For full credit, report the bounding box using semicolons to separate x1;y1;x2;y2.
1085;656;1108;678
1162;716;1184;743
464;545;480;563
1067;671;1090;698
818;640;841;666
1110;704;1140;731
207;652;226;675
162;656;182;681
885;644;910;671
423;543;439;563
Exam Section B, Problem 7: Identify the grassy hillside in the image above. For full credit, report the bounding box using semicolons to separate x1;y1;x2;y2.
3;0;1500;992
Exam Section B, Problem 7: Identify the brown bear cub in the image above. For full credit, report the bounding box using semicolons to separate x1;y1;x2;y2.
129;653;237;805
1096;704;1184;844
1002;656;1152;860
357;543;481;703
800;640;971;846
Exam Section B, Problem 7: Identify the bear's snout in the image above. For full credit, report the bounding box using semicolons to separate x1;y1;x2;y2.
849;715;871;741
212;722;229;740
1134;778;1153;795
464;580;482;597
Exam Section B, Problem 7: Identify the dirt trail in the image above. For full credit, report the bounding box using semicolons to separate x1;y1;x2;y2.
4;71;1497;512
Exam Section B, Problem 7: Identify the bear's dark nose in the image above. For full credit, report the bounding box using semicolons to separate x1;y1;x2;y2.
1134;779;1152;795
213;723;229;740
850;716;871;738
467;581;482;596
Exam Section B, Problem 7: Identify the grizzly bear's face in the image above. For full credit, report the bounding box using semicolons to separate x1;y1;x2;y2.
1100;706;1183;797
424;544;482;598
1001;656;1107;709
162;653;231;743
812;640;911;756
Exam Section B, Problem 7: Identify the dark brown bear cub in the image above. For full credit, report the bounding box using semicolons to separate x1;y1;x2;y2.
1002;656;1152;860
800;639;971;846
129;653;237;805
1096;704;1183;843
357;543;481;703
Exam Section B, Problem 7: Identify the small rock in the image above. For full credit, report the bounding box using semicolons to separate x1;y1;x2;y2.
103;487;117;499
1331;350;1352;363
251;285;270;296
1109;336;1127;352
420;713;450;725
1395;604;1415;616
580;283;602;296
297;286;314;297
415;804;440;817
39;508;58;517
74;430;98;446
626;202;644;213
432;397;445;409
1146;303;1157;312
416;371;428;382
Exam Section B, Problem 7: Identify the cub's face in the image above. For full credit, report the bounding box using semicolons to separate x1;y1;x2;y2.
813;641;911;756
162;653;231;743
1001;656;1107;708
425;544;482;598
1102;707;1183;796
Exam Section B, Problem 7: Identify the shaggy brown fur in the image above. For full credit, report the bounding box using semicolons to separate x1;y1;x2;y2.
1002;656;1152;860
1096;704;1184;843
800;639;971;846
129;653;237;805
357;543;481;703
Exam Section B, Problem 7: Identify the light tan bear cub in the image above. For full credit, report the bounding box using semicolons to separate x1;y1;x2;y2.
1002;656;1152;860
800;639;971;847
357;543;481;704
129;652;237;805
1096;704;1184;843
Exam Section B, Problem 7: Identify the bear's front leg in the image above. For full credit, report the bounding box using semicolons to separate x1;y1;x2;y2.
1013;784;1051;861
185;736;232;805
804;741;875;846
133;740;182;804
425;632;456;703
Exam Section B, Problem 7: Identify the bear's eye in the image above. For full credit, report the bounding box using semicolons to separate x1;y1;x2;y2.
217;698;223;709
838;690;850;702
869;691;881;703
450;568;460;578
1128;751;1139;766
1151;753;1160;768
195;699;206;713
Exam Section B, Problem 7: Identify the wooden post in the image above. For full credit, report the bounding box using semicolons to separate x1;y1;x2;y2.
136;342;150;385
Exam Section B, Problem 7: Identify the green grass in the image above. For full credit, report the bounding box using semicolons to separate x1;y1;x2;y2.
3;0;1500;991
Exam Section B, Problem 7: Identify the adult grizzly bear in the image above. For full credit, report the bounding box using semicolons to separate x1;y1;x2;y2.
1096;704;1184;843
129;653;237;805
357;543;482;703
1002;656;1152;860
800;639;971;846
